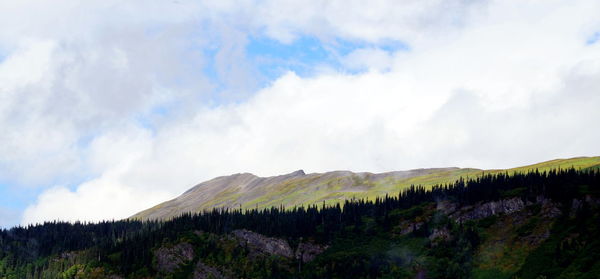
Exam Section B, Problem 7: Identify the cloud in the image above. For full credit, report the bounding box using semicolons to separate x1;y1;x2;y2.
342;48;394;72
22;180;172;224
23;66;600;224
0;0;213;185
8;0;600;225
248;0;488;44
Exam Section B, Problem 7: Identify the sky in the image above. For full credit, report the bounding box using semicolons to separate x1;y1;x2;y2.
0;0;599;228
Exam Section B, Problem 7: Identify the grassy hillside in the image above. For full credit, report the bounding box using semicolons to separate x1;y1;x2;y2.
133;156;600;220
3;167;600;278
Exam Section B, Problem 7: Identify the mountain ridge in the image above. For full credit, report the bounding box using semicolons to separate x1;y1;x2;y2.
131;156;600;221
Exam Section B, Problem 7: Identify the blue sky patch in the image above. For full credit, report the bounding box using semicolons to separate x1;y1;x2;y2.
330;38;410;56
246;36;332;80
198;34;411;100
0;180;37;226
246;35;410;81
134;105;171;135
586;32;600;45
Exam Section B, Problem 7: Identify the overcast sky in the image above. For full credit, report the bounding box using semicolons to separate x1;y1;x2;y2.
0;0;599;228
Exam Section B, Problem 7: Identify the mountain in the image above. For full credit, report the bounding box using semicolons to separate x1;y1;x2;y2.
2;162;600;279
132;156;600;220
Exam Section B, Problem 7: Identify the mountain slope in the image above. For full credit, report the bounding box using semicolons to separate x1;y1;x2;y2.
2;161;600;278
132;156;600;220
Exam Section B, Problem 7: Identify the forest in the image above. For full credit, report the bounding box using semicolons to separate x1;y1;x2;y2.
1;167;600;278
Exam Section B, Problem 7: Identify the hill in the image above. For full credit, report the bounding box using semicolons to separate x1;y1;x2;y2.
132;156;600;220
1;166;600;278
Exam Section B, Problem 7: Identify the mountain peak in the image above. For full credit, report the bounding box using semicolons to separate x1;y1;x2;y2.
288;169;305;176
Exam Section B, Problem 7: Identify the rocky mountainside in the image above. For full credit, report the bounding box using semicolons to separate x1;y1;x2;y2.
147;195;572;279
132;156;600;220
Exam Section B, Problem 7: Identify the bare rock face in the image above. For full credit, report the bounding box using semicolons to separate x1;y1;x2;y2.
429;228;451;242
535;196;562;219
441;196;564;223
436;200;457;216
570;198;583;218
192;261;230;279
445;197;526;222
154;242;195;274
397;221;425;235
232;230;327;262
462;197;524;221
233;229;294;258
295;242;328;263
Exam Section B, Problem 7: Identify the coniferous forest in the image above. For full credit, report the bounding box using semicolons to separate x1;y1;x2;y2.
1;168;600;278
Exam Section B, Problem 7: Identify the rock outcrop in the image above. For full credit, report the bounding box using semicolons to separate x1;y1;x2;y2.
232;229;327;262
154;242;195;274
397;221;425;235
533;196;561;219
295;242;328;263
447;197;526;223
153;229;327;278
429;227;451;242
192;261;230;279
233;229;294;258
438;196;563;223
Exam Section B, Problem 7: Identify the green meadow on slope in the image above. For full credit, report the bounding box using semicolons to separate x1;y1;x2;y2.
133;156;600;220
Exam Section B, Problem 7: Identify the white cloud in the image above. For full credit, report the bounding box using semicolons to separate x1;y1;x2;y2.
22;180;172;224
0;0;213;185
248;0;487;44
342;48;394;72
7;0;600;225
